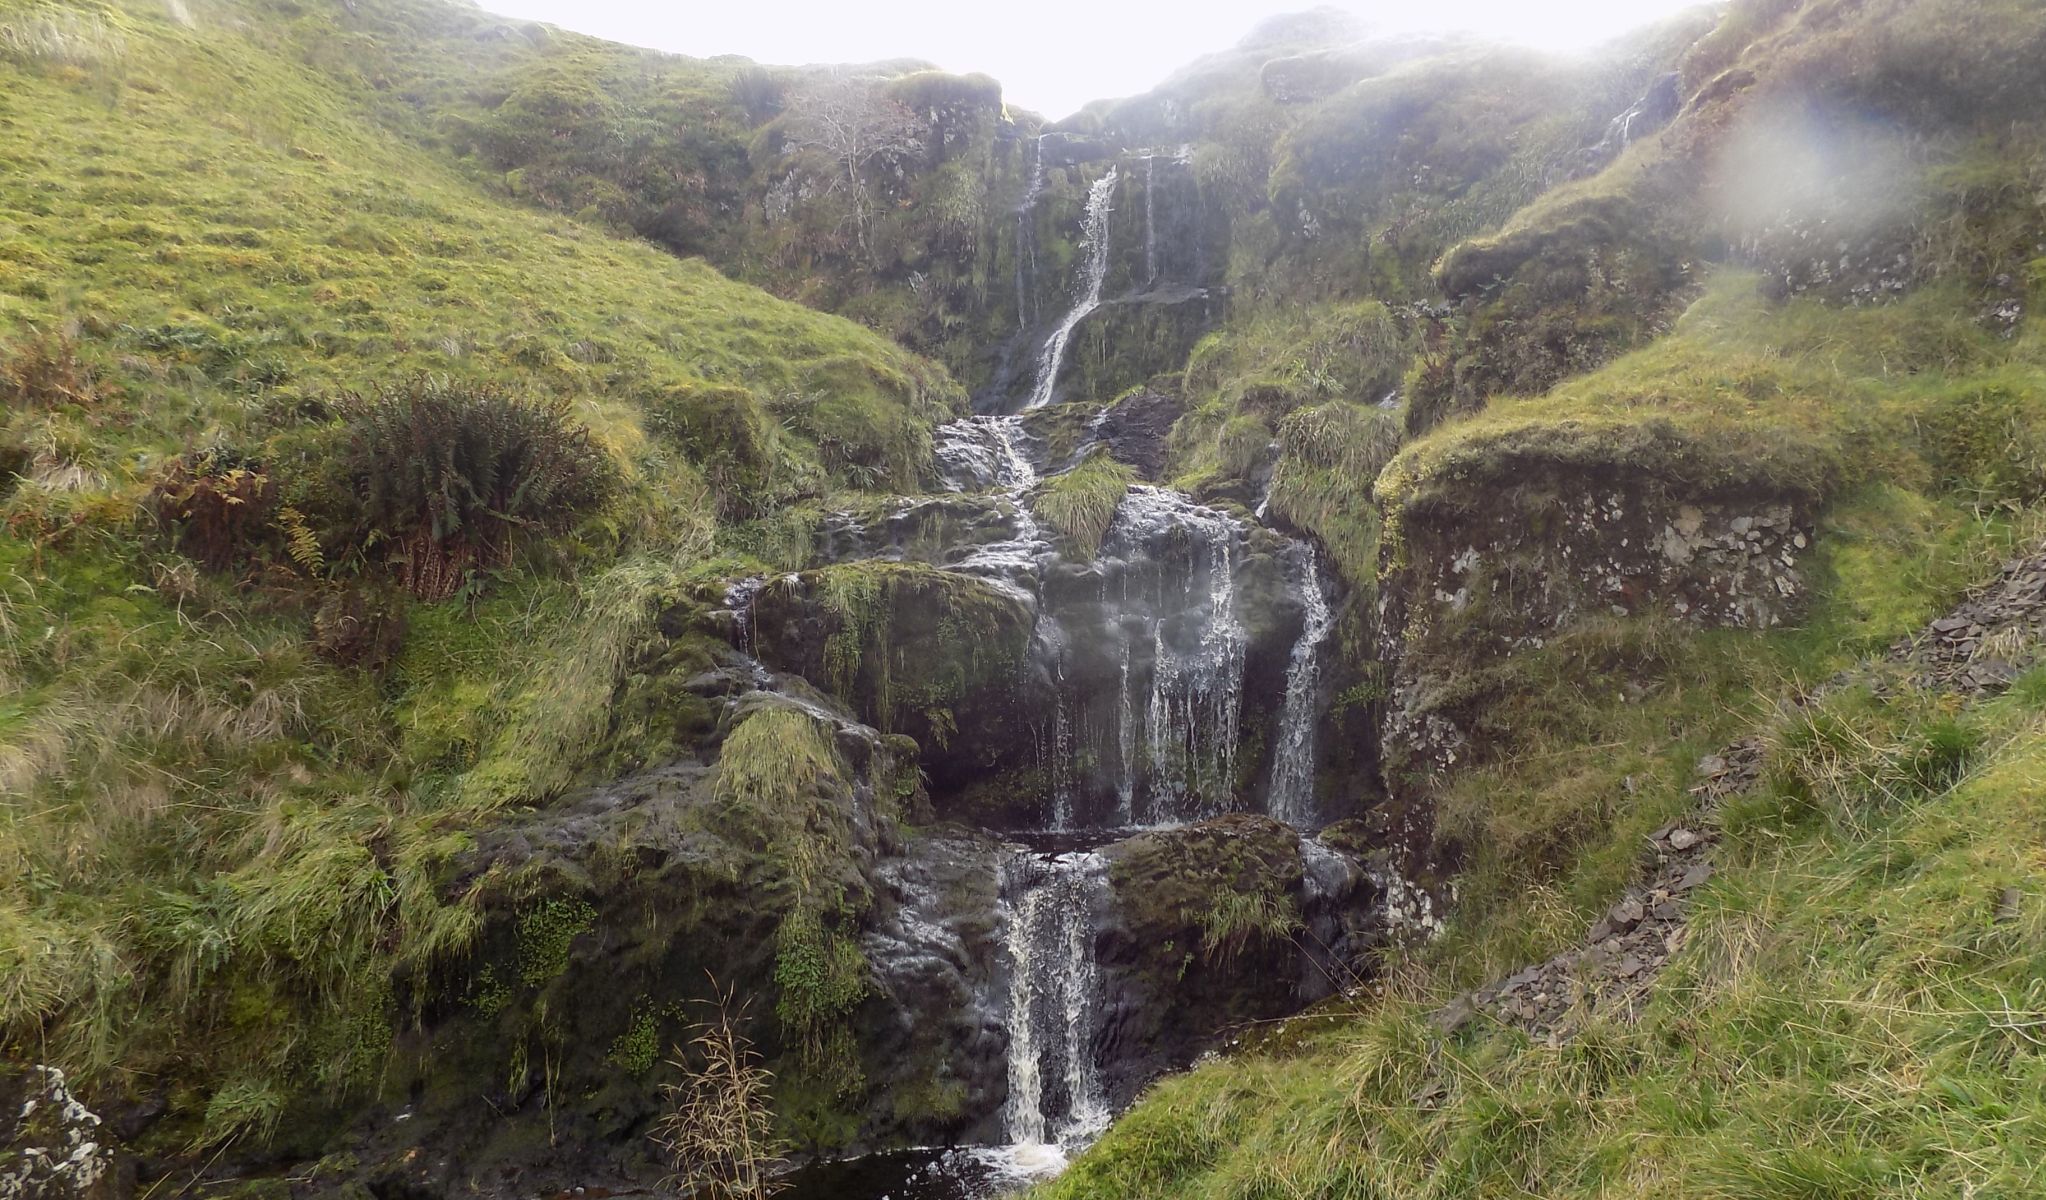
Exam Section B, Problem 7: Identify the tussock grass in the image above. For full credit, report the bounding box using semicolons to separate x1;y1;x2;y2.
1197;886;1302;970
0;1;126;70
1263;401;1402;588
1035;450;1136;559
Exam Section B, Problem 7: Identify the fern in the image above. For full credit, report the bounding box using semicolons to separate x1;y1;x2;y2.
276;506;325;577
337;377;619;599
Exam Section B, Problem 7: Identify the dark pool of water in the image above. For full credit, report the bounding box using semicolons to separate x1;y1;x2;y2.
779;1144;1071;1200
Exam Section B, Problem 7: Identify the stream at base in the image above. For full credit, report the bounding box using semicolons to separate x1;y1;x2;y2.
780;1144;1071;1200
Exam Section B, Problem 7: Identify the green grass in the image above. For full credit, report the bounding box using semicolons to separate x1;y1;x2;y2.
1047;526;2046;1200
1035;449;1137;559
1262;401;1402;590
1379;271;2046;525
0;0;959;1134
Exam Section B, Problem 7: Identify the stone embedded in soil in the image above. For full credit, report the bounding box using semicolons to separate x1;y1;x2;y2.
1608;897;1646;931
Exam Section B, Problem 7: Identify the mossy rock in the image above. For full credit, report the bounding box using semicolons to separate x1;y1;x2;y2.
748;561;1037;790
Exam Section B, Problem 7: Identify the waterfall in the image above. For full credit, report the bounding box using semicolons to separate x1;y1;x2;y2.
1142;155;1157;288
935;414;1038;494
1042;624;1078;831
1025;167;1119;410
1108;487;1248;823
1115;586;1138;826
1267;545;1335;827
1000;848;1110;1147
1015;134;1047;331
724;576;767;657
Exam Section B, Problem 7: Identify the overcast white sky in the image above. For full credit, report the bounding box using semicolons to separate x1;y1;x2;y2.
478;1;1721;119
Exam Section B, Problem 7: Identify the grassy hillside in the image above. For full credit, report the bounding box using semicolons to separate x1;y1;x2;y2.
0;0;957;1146
1046;271;2046;1200
1042;1;2046;1195
1047;651;2046;1198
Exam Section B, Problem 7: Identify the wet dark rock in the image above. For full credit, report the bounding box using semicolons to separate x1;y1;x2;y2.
858;832;1013;1146
1093;388;1184;480
744;564;1039;800
1092;816;1383;1110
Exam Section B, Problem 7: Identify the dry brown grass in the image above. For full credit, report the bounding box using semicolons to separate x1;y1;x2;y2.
652;988;786;1200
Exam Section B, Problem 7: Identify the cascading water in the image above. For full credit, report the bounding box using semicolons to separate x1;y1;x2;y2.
1025;167;1119;410
1109;487;1249;823
999;848;1111;1149
933;416;1050;591
1015;134;1047;331
1266;546;1335;827
1142;154;1157;288
729;144;1357;1200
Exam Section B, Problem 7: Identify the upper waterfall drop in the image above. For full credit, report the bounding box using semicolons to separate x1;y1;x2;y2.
1025;167;1119;410
1142;154;1157;288
1015;134;1048;333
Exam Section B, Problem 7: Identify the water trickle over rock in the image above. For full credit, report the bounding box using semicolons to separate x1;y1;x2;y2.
1267;544;1336;827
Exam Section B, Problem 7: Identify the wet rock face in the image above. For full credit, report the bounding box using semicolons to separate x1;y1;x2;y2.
811;495;1030;568
346;668;1023;1195
858;833;1012;1145
0;1066;123;1200
1057;285;1228;410
982;148;1230;413
744;565;1039;797
1092;389;1184;480
1021;494;1309;830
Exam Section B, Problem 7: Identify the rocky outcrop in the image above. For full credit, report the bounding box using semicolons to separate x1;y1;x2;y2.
1090;389;1184;480
1379;475;1817;787
1398;494;1814;643
980;148;1231;414
1439;541;2046;1042
1057;285;1227;410
332;659;1032;1196
0;1067;123;1200
741;562;1039;796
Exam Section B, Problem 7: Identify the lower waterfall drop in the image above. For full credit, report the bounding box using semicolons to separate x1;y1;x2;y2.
1000;847;1110;1149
